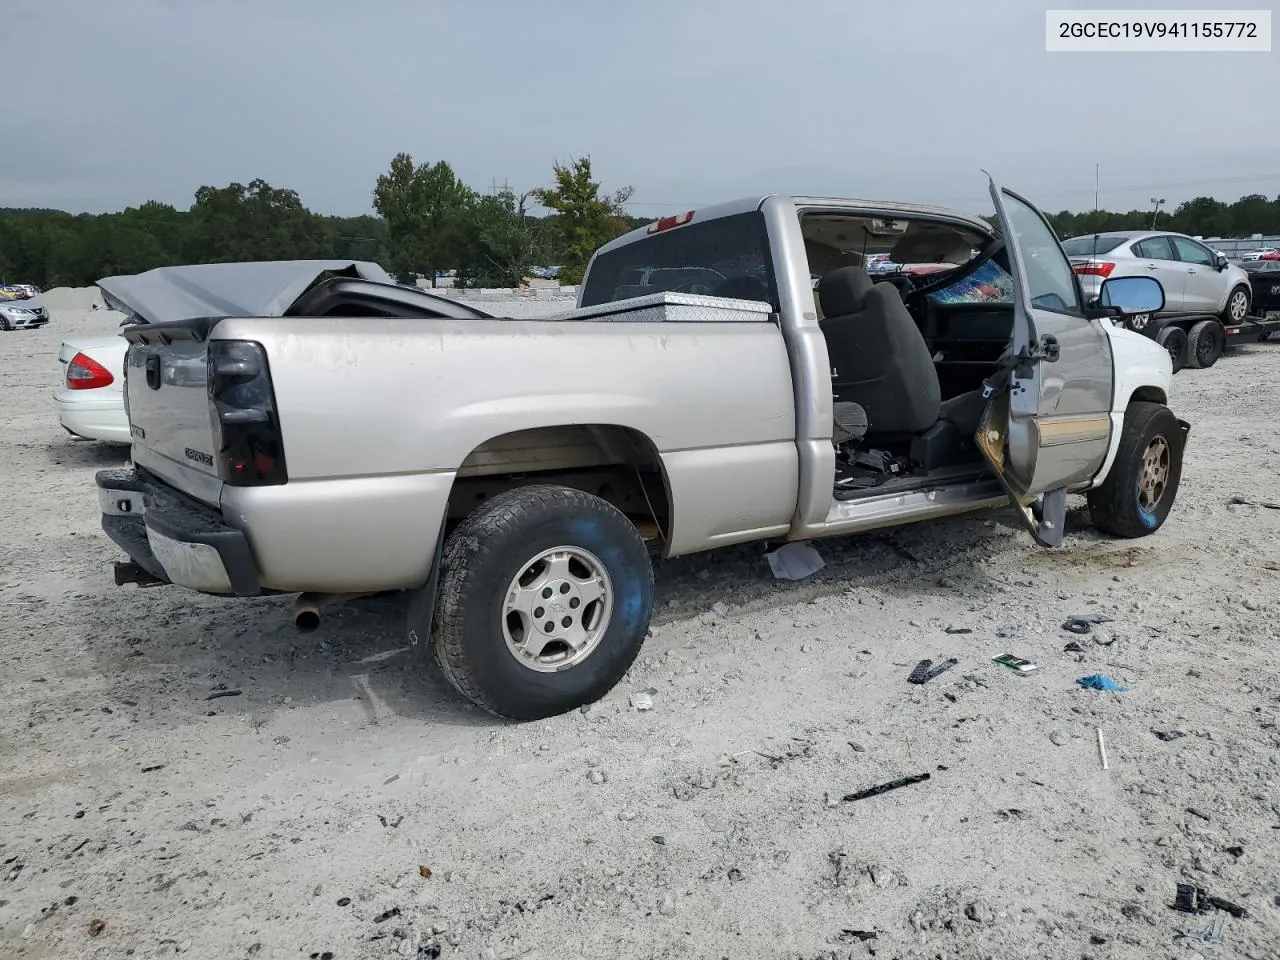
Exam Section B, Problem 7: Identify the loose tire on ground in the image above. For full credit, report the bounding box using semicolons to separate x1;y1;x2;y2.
1221;285;1250;325
1087;402;1186;538
1185;319;1225;369
1155;326;1189;373
429;484;654;721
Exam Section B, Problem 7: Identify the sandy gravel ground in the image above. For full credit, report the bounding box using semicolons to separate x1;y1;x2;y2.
2;296;1278;960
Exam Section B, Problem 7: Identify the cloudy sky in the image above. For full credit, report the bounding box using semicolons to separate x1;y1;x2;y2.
7;0;1277;218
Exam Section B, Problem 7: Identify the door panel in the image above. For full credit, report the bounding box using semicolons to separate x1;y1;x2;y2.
1133;237;1186;310
982;179;1114;546
1170;237;1219;312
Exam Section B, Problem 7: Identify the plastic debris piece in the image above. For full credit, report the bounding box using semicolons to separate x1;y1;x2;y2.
204;689;243;701
945;626;973;635
418;865;432;878
1063;640;1086;653
841;772;931;803
908;658;958;684
1076;675;1129;692
88;919;106;937
766;542;825;581
994;654;1037;672
630;689;656;711
1096;728;1109;769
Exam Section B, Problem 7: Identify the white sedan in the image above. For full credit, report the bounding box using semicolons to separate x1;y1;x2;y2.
53;335;130;444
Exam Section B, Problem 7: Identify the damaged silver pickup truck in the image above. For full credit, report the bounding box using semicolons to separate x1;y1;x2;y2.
95;178;1188;720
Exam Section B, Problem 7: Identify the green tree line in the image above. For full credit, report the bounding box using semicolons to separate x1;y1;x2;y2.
4;158;1278;290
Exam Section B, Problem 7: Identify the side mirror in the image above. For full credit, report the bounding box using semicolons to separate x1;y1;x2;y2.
1099;275;1165;315
1215;254;1229;271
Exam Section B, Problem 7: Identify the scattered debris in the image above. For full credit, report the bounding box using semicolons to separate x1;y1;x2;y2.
766;542;825;581
1224;845;1244;858
727;868;745;882
418;865;432;879
965;900;995;925
336;898;351;907
657;891;676;916
373;907;401;924
1062;618;1093;635
1077;675;1128;692
630;689;656;711
1049;730;1070;746
842;772;931;803
996;808;1031;821
383;774;400;785
88;919;106;937
377;813;403;829
837;929;878;943
1063;640;1086;653
944;626;973;635
1152;729;1186;742
1096;728;1110;770
1174;883;1249;919
1187;807;1212;822
652;836;666;845
204;689;243;701
847;741;866;753
907;657;958;684
140;764;165;773
710;602;730;617
994;654;1037;673
587;768;607;785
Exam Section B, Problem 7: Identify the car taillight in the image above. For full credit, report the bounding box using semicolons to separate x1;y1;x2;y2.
208;339;288;486
647;210;694;234
1072;260;1115;278
66;352;114;390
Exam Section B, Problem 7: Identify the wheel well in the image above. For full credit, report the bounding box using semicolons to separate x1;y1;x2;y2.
1129;386;1167;406
447;425;672;544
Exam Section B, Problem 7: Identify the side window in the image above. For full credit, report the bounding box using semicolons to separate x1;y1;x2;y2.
999;192;1081;315
1170;237;1214;267
1135;237;1175;261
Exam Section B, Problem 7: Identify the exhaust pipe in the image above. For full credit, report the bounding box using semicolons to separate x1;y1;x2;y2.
292;592;370;631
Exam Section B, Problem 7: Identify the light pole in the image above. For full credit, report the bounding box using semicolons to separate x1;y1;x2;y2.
1149;197;1166;228
1094;163;1100;212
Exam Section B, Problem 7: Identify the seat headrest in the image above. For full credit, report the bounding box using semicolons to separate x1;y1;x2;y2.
818;266;874;317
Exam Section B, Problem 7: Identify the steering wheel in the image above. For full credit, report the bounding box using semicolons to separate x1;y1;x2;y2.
670;280;714;295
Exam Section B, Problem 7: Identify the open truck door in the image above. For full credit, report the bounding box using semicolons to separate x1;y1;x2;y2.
976;176;1116;547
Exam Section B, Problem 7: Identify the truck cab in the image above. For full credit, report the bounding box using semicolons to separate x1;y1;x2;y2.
579;179;1183;548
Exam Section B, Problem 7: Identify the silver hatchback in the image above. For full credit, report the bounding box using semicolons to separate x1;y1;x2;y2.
1062;230;1252;322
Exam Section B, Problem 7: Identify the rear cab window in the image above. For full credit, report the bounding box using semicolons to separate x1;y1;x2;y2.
580;212;778;310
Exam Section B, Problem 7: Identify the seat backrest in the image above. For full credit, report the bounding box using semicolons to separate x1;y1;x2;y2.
818;266;941;436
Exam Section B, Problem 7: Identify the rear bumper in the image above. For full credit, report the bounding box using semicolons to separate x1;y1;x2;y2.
54;392;130;444
96;468;261;596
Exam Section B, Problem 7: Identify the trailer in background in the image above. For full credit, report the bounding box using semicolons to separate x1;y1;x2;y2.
1121;312;1280;372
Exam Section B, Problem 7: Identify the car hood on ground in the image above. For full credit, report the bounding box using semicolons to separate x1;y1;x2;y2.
97;260;395;325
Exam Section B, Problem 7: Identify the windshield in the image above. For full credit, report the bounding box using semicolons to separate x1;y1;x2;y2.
1061;234;1131;256
928;255;1015;305
580;212;777;308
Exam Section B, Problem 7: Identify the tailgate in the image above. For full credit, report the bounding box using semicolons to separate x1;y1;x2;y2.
123;325;223;506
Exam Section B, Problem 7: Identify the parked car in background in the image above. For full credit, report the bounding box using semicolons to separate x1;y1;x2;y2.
14;284;42;298
53;336;130;443
0;285;22;300
1241;247;1277;261
0;298;50;330
1062;231;1253;323
1258;250;1280;262
1242;259;1280;317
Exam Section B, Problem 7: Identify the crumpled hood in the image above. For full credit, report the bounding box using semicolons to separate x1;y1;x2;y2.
96;260;395;325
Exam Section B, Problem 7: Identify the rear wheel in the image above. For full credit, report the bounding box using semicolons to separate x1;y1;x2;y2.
1087;402;1185;538
1155;326;1189;372
430;485;654;721
1221;285;1250;324
1185;319;1225;369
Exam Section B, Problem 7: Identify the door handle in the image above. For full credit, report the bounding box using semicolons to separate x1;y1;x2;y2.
1186;268;1197;274
1146;264;1159;270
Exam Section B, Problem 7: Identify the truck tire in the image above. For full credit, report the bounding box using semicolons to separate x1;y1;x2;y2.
1087;402;1185;539
1155;326;1188;373
1221;285;1250;325
1185;319;1225;369
431;484;653;721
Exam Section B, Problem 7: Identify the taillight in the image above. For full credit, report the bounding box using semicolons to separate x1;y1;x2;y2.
1072;260;1115;278
208;340;287;486
66;352;114;390
647;210;694;234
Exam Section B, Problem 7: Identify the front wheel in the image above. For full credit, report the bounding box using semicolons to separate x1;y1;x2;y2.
429;485;654;721
1087;402;1186;538
1222;285;1250;324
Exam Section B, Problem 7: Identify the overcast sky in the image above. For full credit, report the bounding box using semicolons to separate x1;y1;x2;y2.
7;0;1278;218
